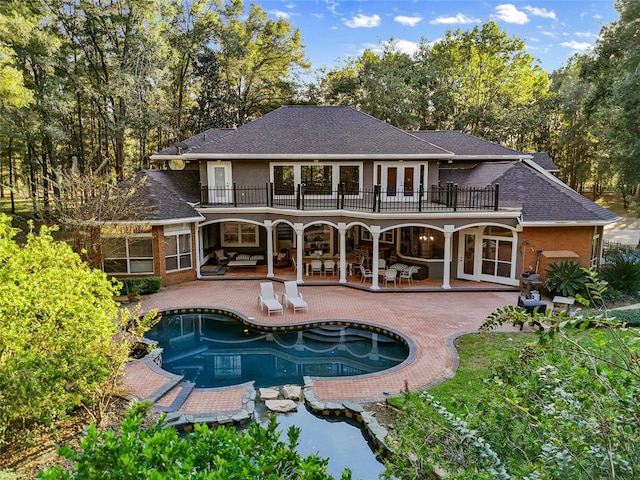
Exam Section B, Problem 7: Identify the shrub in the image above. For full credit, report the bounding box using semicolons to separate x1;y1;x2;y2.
544;260;589;297
0;215;155;445
119;276;162;295
39;404;349;480
600;253;640;295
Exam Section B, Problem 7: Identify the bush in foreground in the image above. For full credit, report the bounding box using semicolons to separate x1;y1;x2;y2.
39;403;351;480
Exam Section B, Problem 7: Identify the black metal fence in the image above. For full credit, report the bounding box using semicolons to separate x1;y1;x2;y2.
200;182;500;213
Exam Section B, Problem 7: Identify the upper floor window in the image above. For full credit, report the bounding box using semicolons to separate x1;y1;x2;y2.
164;228;192;272
271;163;362;196
102;235;154;274
301;165;332;195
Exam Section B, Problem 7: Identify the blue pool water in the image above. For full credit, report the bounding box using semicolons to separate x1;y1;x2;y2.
145;311;409;388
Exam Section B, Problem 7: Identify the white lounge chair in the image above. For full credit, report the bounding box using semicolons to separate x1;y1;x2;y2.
283;281;308;313
258;282;283;316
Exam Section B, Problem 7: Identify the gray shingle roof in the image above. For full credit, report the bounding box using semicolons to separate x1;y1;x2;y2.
529;152;559;171
409;130;526;157
155;128;233;156
440;162;618;223
129;170;202;222
188;106;451;156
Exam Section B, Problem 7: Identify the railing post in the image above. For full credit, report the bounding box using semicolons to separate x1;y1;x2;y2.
494;184;499;211
296;185;301;210
232;183;237;207
453;184;458;212
201;186;207;205
300;184;305;210
336;183;342;210
373;185;381;212
418;184;424;212
268;182;273;207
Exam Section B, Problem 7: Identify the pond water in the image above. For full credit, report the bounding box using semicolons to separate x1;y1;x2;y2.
254;404;387;480
145;312;409;388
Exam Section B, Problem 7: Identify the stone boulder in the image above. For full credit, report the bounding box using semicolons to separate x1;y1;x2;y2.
258;387;280;401
282;385;302;401
264;399;297;413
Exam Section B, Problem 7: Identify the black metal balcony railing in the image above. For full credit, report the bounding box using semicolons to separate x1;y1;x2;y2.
200;182;500;213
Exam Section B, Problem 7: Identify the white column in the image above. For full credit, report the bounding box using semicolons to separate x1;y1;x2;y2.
265;221;274;278
370;226;381;290
294;223;305;283
195;222;201;279
338;222;347;283
442;225;454;289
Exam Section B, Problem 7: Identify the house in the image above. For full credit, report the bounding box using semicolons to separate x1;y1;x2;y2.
100;105;617;289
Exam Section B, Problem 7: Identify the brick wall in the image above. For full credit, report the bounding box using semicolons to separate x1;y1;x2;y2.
520;226;602;277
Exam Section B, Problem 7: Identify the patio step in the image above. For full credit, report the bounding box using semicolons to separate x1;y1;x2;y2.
154;381;196;413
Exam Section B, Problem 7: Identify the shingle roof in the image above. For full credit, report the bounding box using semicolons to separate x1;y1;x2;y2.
409;130;525;157
440;162;618;223
155;128;233;156
129;170;202;222
529;152;559;171
187;106;451;156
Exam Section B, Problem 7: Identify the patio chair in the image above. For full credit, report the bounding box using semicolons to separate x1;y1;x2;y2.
274;249;290;268
214;249;228;266
283;281;308;313
399;265;420;285
383;268;397;287
323;259;336;277
310;259;323;276
258;282;283;316
358;264;374;283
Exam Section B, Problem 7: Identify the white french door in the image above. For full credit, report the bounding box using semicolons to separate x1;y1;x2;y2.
206;162;232;203
458;229;480;281
380;164;419;201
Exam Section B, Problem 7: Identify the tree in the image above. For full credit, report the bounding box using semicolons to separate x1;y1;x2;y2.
39;403;351;479
0;214;153;445
581;0;640;205
212;0;309;125
417;22;550;144
185;47;241;132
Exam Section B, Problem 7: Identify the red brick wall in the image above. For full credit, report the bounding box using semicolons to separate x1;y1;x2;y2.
520;226;602;277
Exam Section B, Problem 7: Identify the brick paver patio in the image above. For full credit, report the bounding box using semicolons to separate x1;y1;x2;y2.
123;279;530;414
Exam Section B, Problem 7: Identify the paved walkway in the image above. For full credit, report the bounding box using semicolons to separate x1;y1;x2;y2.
123;279;527;417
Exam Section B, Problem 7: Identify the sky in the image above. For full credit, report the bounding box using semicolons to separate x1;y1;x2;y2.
255;0;620;75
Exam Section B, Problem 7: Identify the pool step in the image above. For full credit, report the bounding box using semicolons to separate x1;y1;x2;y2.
154;381;196;413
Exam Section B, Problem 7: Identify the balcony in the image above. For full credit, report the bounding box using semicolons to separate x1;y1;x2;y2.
199;182;500;213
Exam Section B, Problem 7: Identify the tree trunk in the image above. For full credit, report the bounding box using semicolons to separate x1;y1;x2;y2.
8;137;15;214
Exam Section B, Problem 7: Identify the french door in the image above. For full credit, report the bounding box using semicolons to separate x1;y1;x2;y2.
207;162;232;203
380;165;419;201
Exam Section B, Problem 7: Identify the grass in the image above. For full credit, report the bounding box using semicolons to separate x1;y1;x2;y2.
0;197;34;217
388;332;538;410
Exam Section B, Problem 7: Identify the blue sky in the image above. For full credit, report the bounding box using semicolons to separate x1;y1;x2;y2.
256;1;619;74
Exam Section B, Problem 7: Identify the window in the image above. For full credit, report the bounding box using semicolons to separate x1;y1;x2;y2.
102;235;154;274
165;232;192;272
480;227;513;278
361;229;395;244
340;166;360;194
399;227;444;259
301;165;332;194
271;163;363;197
274;165;294;195
222;222;259;247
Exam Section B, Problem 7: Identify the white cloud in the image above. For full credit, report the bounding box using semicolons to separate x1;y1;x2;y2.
430;13;479;25
560;40;593;52
382;39;420;56
524;6;556;20
494;4;529;24
394;15;422;27
344;13;381;28
270;10;291;19
575;31;596;39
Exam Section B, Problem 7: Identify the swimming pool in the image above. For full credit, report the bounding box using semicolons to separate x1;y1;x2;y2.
145;310;410;389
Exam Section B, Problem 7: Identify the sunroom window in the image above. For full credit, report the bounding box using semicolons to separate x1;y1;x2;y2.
102;236;154;274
